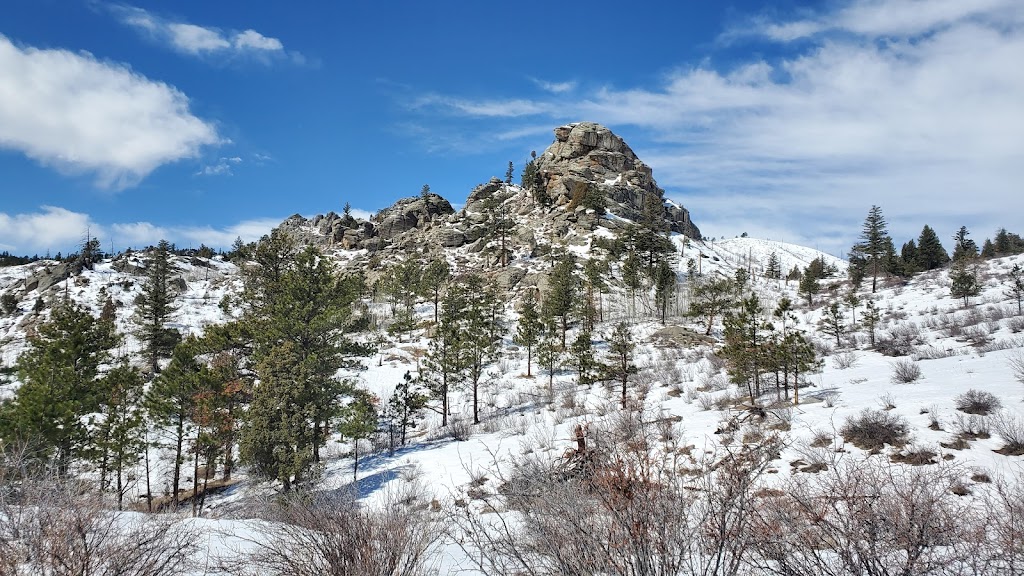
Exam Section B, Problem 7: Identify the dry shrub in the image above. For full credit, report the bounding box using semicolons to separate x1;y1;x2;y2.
1009;350;1024;385
0;464;197;576
992;410;1024;456
831;352;859;370
748;457;986;576
231;485;439;576
890;359;922;383
877;323;924;356
840;408;910;450
954;389;1002;415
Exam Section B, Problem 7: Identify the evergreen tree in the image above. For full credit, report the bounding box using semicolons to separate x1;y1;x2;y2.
420;257;451;324
950;262;980;307
721;295;771;404
338;389;378;482
1007;264;1024;315
622;252;643;317
799;266;821;305
850;205;892;293
818;301;846;347
863;300;881;348
146;337;204;506
461;274;502;425
483;187;515;267
688;276;734;335
387;371;428;447
981;238;996;259
94;362;146;509
1;301;116;476
952;226;979;263
993;228;1024;256
900;240;920;276
844;292;860;329
583;257;609;323
916;225;949;270
535;319;562;392
569;328;596;386
764;251;782;280
136;239;181;373
237;233;365;490
653;259;676;325
423;278;468;427
605;322;637;409
420;184;431;200
521;158;547;204
505;161;514;184
777;331;818;405
542;254;579;347
513;290;542;377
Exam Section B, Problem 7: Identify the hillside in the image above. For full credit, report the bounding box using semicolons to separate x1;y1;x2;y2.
1;123;1023;574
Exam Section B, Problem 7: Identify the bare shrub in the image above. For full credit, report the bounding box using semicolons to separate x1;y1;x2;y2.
1009;350;1024;385
890;358;922;383
926;404;942;430
831;351;859;370
840;408;910;450
992;410;1024;455
911;345;958;361
697;393;715;411
822;390;840;408
951;412;991;440
0;471;197;576
954;389;1003;415
749;457;985;575
233;486;439;576
961;324;992;346
448;412;780;576
877;392;897;410
876;322;924;356
1007;316;1024;333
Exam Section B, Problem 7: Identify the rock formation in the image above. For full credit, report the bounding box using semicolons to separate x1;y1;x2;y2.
276;122;700;256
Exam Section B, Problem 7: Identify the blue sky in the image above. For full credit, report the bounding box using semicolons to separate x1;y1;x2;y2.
1;0;1022;258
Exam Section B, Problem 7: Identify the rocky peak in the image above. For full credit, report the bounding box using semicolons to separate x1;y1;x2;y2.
535;122;700;239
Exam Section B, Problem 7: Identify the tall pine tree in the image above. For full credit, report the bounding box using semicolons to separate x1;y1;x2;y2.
850;205;892;293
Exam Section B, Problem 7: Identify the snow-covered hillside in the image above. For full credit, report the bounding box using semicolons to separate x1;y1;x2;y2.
2;242;1024;574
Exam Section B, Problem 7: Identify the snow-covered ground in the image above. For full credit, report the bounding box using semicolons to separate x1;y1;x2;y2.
2;244;1023;573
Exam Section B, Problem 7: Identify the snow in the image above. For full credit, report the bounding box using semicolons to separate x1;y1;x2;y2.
2;246;1024;573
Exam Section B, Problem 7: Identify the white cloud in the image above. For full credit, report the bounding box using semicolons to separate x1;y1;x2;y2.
407;0;1024;256
111;5;297;62
0;206;284;255
195;156;242;176
0;207;98;255
530;78;576;94
0;35;220;188
412;94;552;118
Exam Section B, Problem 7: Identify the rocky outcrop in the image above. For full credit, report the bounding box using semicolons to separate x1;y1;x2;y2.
535;122;700;239
372;194;454;240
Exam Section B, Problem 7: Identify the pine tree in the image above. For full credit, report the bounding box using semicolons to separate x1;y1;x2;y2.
461;274;502;425
387;371;428;447
900;240;920;276
542;254;579;347
605;322;637;409
721;295;771;404
146;337;204;506
420;184;431;200
688;276;734;335
420;257;450;324
513;290;542;377
237;233;365;490
950;262;980;307
338;389;378;482
505;161;514;184
423;279;468;427
653;260;676;324
569;328;596;386
535;319;562;392
583;257;609;323
1;301;116;476
916;225;949;270
94;362;146;509
851;205;892;293
952;226;979;263
1007;264;1024;315
863;300;881;348
799;266;820;305
818;302;846;347
764;251;781;280
136;239;181;373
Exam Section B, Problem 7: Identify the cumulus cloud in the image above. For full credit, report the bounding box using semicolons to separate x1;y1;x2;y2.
0;35;220;188
0;206;283;254
111;5;299;63
405;0;1024;255
0;207;98;255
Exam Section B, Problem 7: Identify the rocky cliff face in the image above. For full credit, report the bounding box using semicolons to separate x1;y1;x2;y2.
534;122;700;239
276;122;700;259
